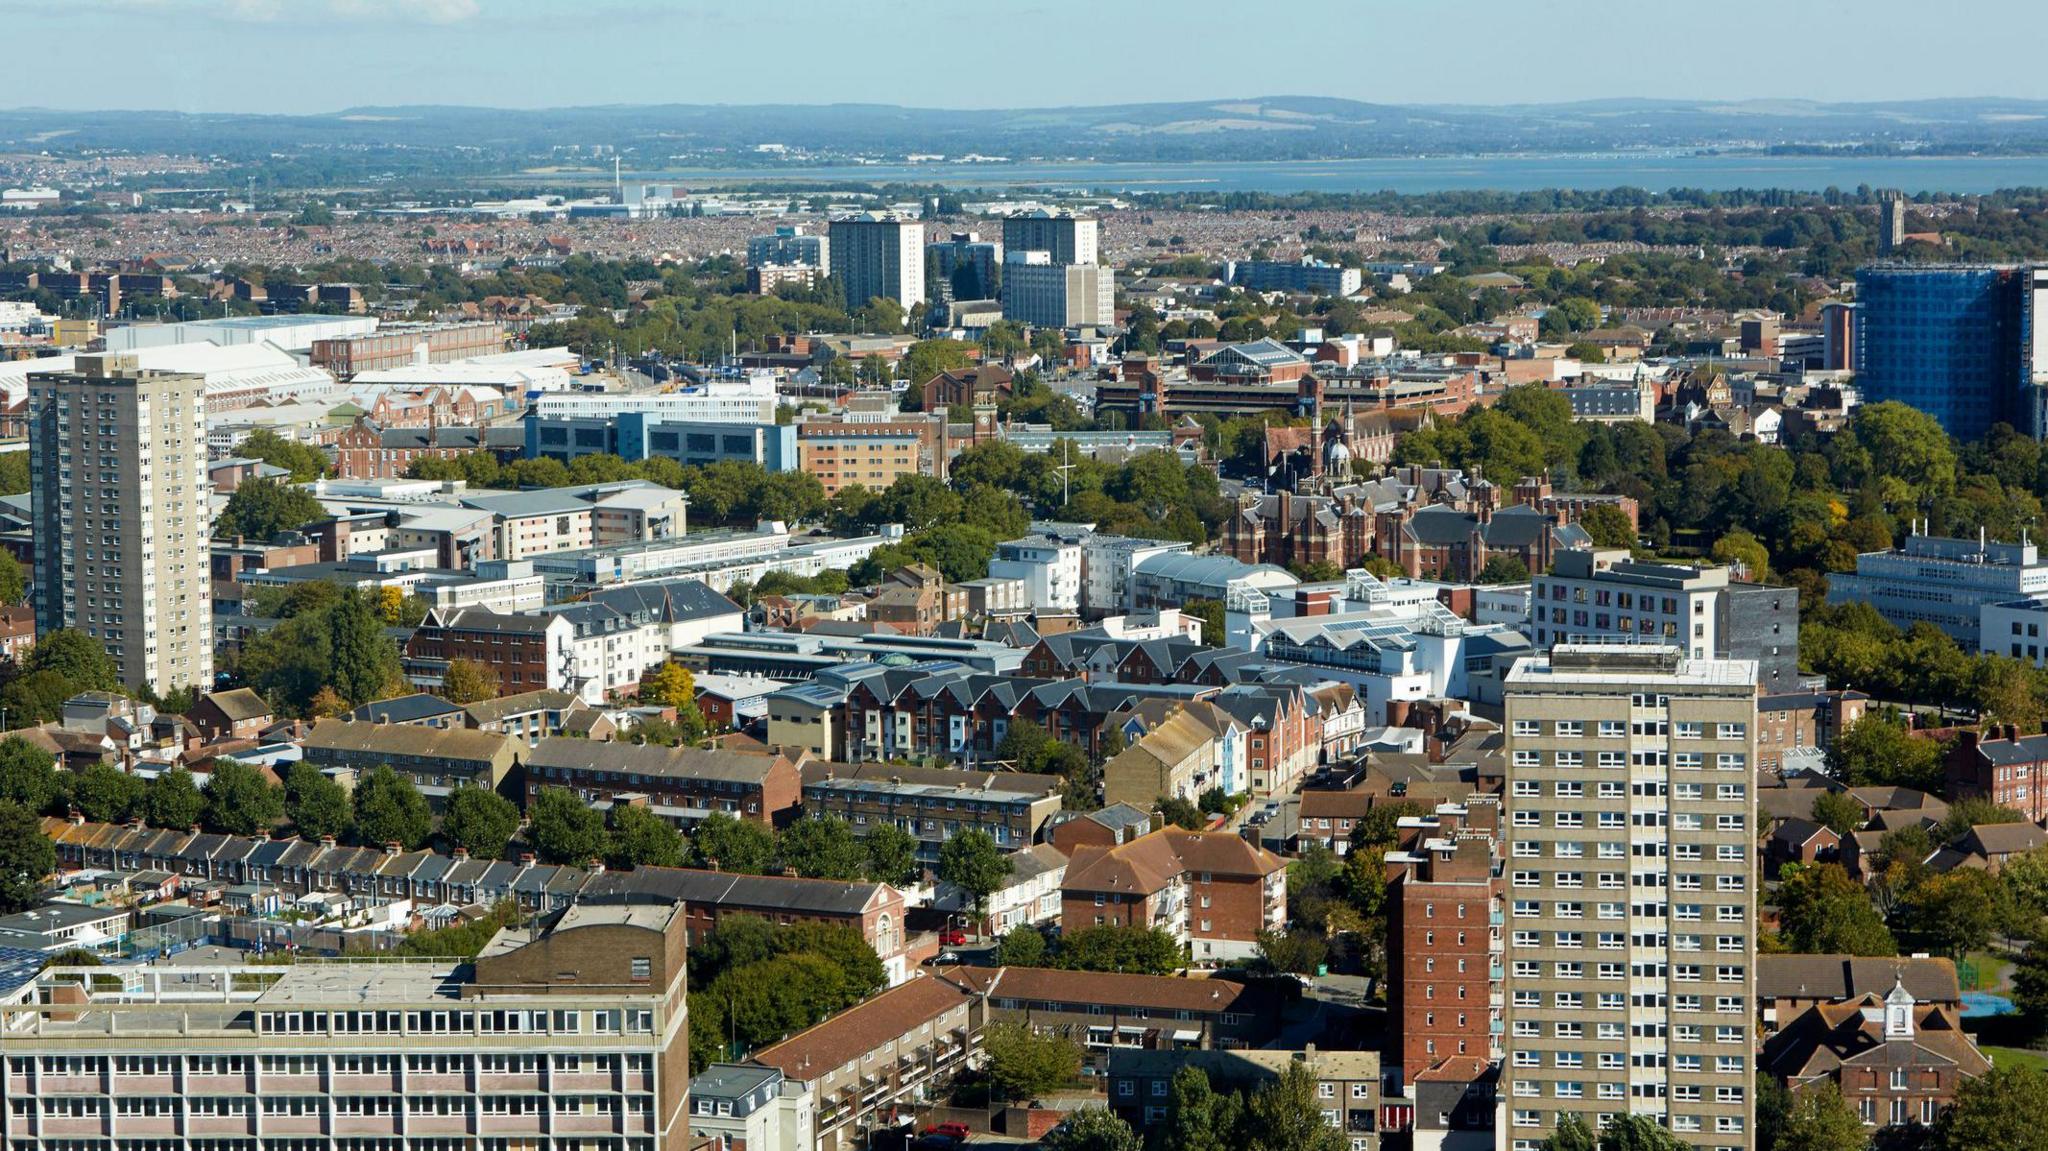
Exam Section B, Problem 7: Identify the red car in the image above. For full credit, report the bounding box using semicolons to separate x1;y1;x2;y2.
923;1123;971;1140
938;929;968;946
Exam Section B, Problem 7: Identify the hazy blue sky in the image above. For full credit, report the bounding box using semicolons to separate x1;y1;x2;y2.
6;0;2047;113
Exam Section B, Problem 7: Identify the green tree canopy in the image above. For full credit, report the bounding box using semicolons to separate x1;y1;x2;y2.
145;768;206;830
982;1020;1083;1102
529;786;608;865
938;830;1012;933
282;761;352;841
0;800;56;912
350;765;431;850
202;759;283;836
608;803;686;869
687;811;776;874
441;786;521;859
1042;1109;1142;1151
214;478;328;542
777;815;867;880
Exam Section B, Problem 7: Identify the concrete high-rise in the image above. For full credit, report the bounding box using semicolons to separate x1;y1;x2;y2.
927;231;1002;302
1501;644;1758;1151
1000;251;1114;329
2;903;692;1151
747;225;829;270
1000;209;1098;267
827;213;925;313
29;353;213;692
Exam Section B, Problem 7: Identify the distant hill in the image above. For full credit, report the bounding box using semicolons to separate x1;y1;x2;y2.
6;95;2048;171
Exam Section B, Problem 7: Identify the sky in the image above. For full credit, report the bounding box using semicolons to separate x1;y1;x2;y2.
5;0;2048;114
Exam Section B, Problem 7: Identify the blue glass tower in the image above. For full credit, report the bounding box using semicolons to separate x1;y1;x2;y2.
1854;265;2027;441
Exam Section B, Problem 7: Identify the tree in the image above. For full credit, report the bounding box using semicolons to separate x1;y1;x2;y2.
1711;528;1771;580
1155;1063;1245;1151
0;800;55;913
1054;924;1184;974
69;763;144;824
1477;554;1530;583
1043;1109;1142;1151
237;428;330;483
1577;504;1637;549
1593;1115;1684;1151
1244;1060;1346;1151
1775;863;1896;955
1159;795;1206;830
1810;790;1867;837
0;549;25;605
327;589;402;707
1898;868;2002;958
1539;1114;1597;1151
442;786;521;859
145;768;206;829
982;1021;1082;1101
938;830;1012;937
202;759;283;836
529;786;608;864
1256;928;1328;975
687;811;776;874
439;658;500;704
1775;1081;1872;1151
1828;712;1943;792
282;761;351;841
1929;1064;2048;1151
351;765;431;849
777;815;867;880
642;662;708;744
0;736;63;814
214;478;327;542
609;803;686;869
1182;598;1227;647
863;822;921;886
996;925;1048;967
23;629;120;692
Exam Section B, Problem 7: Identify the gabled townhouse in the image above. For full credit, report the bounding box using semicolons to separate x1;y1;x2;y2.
524;739;802;828
406;608;569;696
186;688;274;744
1101;701;1244;808
1061;828;1288;965
1211;684;1322;796
461;688;594;746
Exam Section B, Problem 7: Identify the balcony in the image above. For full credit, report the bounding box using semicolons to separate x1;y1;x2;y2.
332;1115;401;1137
552;1113;618;1136
188;1115;256;1136
409;1113;472;1136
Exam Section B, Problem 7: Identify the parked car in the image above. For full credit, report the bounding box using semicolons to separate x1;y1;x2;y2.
938;928;968;946
922;1123;972;1141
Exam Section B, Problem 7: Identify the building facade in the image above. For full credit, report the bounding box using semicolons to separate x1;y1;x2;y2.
2;902;693;1151
747;225;829;270
999;211;1098;268
29;354;213;692
828;214;924;312
1001;252;1114;329
1827;533;2048;647
1501;645;1759;1151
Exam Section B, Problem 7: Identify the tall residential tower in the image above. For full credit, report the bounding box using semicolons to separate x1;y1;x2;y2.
1501;644;1758;1151
28;352;212;692
827;213;924;314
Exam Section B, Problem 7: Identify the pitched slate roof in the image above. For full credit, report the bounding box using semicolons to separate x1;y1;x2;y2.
749;975;974;1080
1756;955;1961;1004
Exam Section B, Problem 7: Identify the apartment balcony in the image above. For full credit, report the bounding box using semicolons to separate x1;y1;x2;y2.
109;1075;176;1096
331;1073;400;1093
478;1115;546;1137
551;1072;613;1093
40;1117;109;1137
477;1074;543;1094
188;1116;256;1136
406;1073;468;1093
255;1073;320;1094
259;1114;325;1136
113;1115;180;1137
32;1074;104;1095
332;1115;402;1137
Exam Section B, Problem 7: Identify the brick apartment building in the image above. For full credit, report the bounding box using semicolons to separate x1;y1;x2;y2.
525;739;801;828
1386;822;1503;1079
1757;690;1870;775
329;416;524;481
746;975;983;1151
796;409;949;497
299;718;523;808
1946;724;2048;824
406;608;564;694
1061;828;1288;965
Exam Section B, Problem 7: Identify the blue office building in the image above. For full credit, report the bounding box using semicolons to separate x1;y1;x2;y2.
1854;264;2029;441
525;410;797;470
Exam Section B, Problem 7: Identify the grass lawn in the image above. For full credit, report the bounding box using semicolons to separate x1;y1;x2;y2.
1983;1046;2048;1074
1962;951;2012;992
